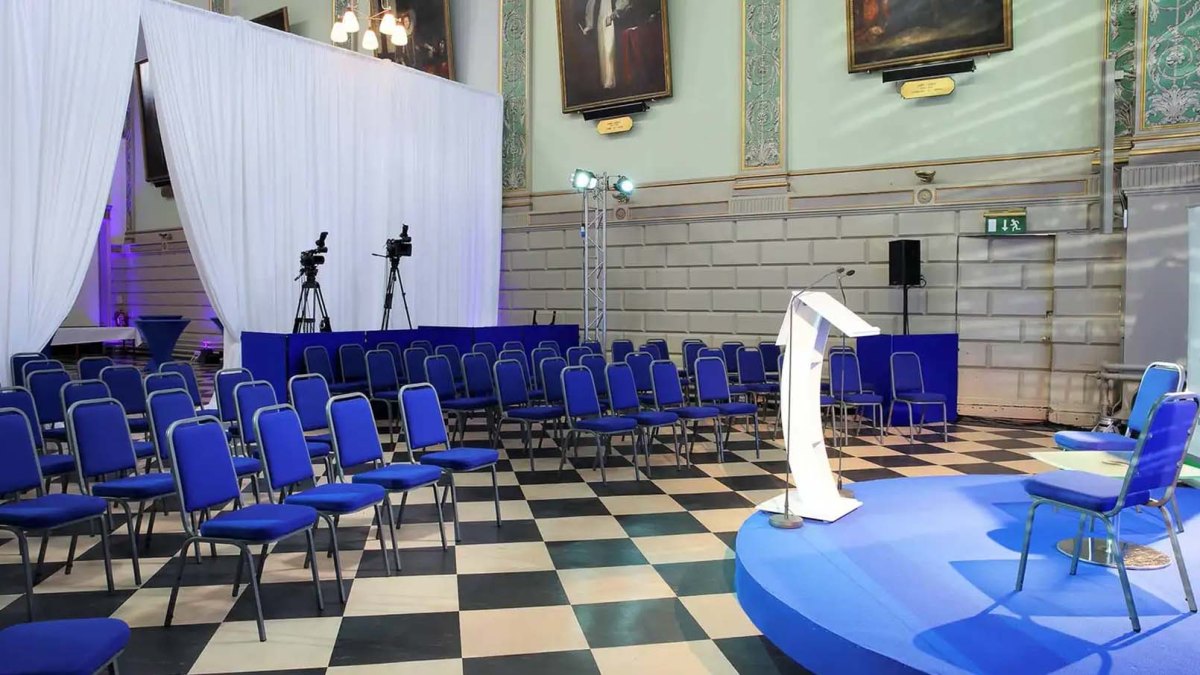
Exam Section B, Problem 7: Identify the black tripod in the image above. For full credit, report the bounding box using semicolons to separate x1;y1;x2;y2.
379;255;412;330
292;268;332;333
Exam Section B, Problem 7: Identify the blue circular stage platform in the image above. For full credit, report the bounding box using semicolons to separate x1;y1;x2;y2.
735;475;1200;674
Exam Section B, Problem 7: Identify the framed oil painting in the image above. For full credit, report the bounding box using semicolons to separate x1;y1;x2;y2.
371;0;454;80
846;0;1012;73
556;0;672;114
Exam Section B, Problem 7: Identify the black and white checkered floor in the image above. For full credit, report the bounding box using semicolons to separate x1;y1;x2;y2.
0;416;1060;674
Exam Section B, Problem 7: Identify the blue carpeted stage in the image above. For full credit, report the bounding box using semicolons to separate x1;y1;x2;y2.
735;475;1200;674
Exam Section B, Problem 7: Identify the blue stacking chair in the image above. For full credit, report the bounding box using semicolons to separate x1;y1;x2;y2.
428;355;493;445
501;340;524;353
830;351;885;443
582;340;602;355
625;351;656;405
411;339;435;354
99;365;151;434
721;341;744;378
0;617;129;675
560;365;637;483
646;339;670;361
738;347;780;421
0;407;114;621
11;353;47;388
378;342;408;384
0;387;75;489
650;359;719;466
607;362;680;477
889;351;948;443
21;359;64;387
531;347;557;392
62;379;157;464
611;339;635;364
1016;392;1200;633
366;349;402;445
215;368;253;444
28;369;73;450
462;352;500;444
500;348;541;400
163;416;323;642
304;346;357;394
495;359;565;471
289;373;334;444
339;344;369;392
404;347;431;385
77;356;114;381
399;383;502;542
536;340;561;356
328;393;443;564
67;398;176;585
759;341;782;382
695;356;761;461
581;353;609;404
683;341;706;380
541;356;568;406
472;342;498;370
160;360;206;410
144;371;187;398
566;346;590;367
1056;362;1185;453
435;344;465;388
255;404;392;603
237;380;331;484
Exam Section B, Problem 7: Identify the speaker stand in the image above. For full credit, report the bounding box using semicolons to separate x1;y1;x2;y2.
902;283;911;335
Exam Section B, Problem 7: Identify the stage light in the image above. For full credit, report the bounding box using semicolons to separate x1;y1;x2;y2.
362;28;379;51
379;11;396;35
613;176;634;200
330;20;349;44
571;169;596;191
342;9;360;33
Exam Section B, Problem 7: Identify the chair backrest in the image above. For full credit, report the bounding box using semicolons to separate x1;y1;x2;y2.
721;342;744;373
148;388;196;465
0;407;44;496
498;349;532;386
651;360;686;408
22;359;64;385
100;365;147;416
531;347;557;389
759;342;782;375
0;388;44;449
606;363;641;413
626;352;654;392
695;356;732;404
235;380;277;445
366;349;399;396
611;340;634;364
288;374;332;432
536;340;561;356
215;368;253;423
582;340;602;355
829;351;864;395
889;351;924;398
1128;362;1187;435
646;339;670;361
11;353;46;388
425;354;460;401
404;347;430;385
541;357;568;405
501;340;524;353
737;348;768;386
411;339;435;353
62;379;112;414
581;354;608;395
400;383;450;452
340;344;368;383
1121;393;1200;505
462;352;494;398
562;365;602;419
472;342;498;368
167;416;241;514
495;359;531;408
144;372;188;399
255;404;315;493
683;342;706;377
566;346;590;366
78;356;115;381
160;361;203;407
435;344;464;382
327;394;385;472
67;398;137;479
304;346;336;383
378;342;406;380
29;369;72;426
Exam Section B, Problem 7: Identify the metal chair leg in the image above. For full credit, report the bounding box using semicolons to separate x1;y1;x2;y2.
241;544;268;641
1070;512;1087;575
15;531;34;621
752;413;761;459
448;474;462;543
941;402;948;442
433;484;448;550
165;537;194;626
118;501;143;586
1171;495;1185;534
304;528;325;612
321;514;346;604
491;465;502;527
383;495;401;571
1104;517;1140;632
1015;501;1041;591
1158;505;1197;613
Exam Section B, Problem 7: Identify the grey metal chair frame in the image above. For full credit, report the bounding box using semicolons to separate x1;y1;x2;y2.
887;351;948;443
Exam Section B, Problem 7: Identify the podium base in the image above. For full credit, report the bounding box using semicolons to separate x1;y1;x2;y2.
768;513;805;529
758;490;861;522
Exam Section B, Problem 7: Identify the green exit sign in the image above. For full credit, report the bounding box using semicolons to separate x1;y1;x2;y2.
985;210;1027;235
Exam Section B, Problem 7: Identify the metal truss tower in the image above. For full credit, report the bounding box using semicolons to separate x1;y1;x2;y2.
580;175;608;344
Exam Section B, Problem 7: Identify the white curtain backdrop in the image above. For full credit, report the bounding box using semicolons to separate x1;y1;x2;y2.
140;0;502;368
0;0;141;384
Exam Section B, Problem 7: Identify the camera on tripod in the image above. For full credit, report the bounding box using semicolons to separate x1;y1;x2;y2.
293;231;332;333
378;225;414;330
385;224;413;261
298;231;329;277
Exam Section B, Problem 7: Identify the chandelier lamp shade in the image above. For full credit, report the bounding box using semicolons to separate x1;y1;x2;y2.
331;2;410;51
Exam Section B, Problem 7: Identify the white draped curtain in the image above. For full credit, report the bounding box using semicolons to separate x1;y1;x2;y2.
140;0;502;368
0;0;141;384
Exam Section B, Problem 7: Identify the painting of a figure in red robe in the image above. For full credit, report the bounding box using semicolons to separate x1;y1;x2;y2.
556;0;672;114
847;0;1012;73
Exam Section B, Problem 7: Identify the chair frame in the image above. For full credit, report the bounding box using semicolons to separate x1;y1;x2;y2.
11;352;48;387
694;356;761;462
559;366;636;484
650;359;717;467
887;351;948;443
1016;392;1200;633
536;340;561;356
606;362;682;479
829;350;885;444
494;359;564;472
159;360;206;410
365;348;402;446
77;355;116;381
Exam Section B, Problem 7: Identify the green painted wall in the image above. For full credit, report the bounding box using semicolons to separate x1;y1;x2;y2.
528;0;741;192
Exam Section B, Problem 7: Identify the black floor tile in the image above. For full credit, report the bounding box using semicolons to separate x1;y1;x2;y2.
588;480;664;497
457;570;568;610
0;561;66;595
867;454;933;468
330;612;461;665
77;531;192;562
117;624;220;675
671;492;754;511
841;468;905;482
456;485;524;502
716;475;789;491
573;598;707;648
515;470;585;485
654;559;736;596
356;547;456;578
528;498;610;519
226;580;347;621
272;525;373;554
456;520;542;545
547;539;648;569
969;447;1037;461
889;443;949;455
717;635;815;675
617;512;707;538
143;554;245;588
946;462;1025;475
465;650;599;675
0;589;136;630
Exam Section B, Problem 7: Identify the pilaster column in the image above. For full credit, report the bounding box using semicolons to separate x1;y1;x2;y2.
1132;0;1200;156
501;0;531;208
736;0;787;209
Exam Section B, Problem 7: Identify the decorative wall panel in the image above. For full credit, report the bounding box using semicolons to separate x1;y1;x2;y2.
501;0;530;192
741;0;784;170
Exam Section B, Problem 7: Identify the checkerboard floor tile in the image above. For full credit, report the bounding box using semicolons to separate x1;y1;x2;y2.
0;408;1065;674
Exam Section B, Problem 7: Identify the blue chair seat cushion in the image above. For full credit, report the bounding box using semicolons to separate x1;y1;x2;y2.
43;427;69;441
1054;430;1137;453
838;392;883;405
285;483;386;514
306;432;332;444
352;463;443;490
92;473;176;500
419;448;500;471
505;406;564;421
672;406;720;420
443;396;496;411
575;417;637;434
895;391;947;403
371;390;400;400
133;440;156;459
819;395;835;407
37;453;75;477
126;417;149;434
232;456;262;477
631;410;678;426
307;440;332;458
743;383;778;394
1024;470;1150;512
729;384;750;395
528;388;545;400
199;503;318;542
0;617;130;675
0;494;107;529
714;402;757;416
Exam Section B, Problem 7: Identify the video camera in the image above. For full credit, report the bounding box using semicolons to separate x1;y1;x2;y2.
298;232;329;277
385;224;413;261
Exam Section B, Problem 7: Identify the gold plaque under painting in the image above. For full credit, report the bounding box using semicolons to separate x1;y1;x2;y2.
900;77;956;100
597;116;634;135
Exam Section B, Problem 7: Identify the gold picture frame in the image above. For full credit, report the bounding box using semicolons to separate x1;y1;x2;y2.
555;0;672;114
845;0;1013;73
371;0;455;80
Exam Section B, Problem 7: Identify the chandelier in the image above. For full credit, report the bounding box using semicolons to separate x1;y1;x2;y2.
330;2;410;51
